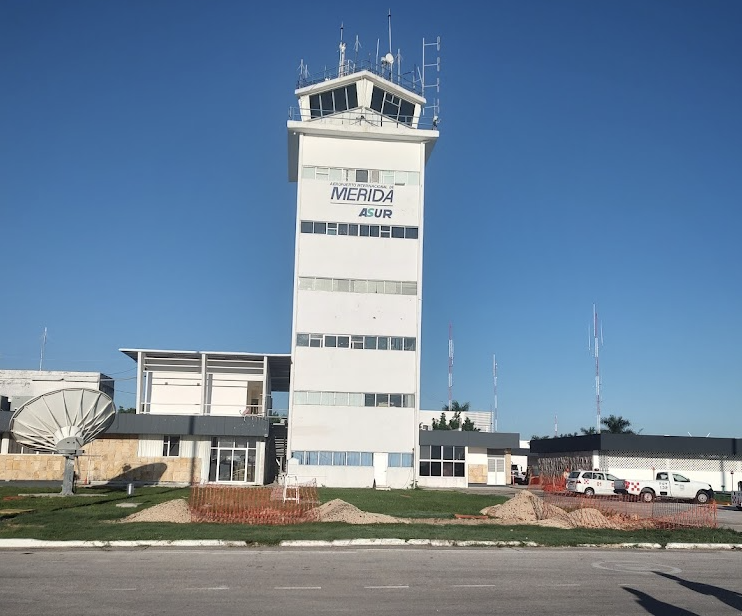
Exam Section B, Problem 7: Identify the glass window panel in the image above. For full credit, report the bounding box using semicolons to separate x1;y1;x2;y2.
399;100;415;126
329;167;343;181
364;336;377;350
376;393;389;407
369;169;380;183
404;337;416;351
454;446;465;460
364;393;376;407
391;226;405;238
419;461;431;476
419;446;431;461
401;282;417;295
308;451;319;465
315;278;332;291
333;451;346;466
347;451;361;466
407;171;420;185
309;94;321;118
301;166;315;179
334;88;348;112
405;227;419;239
377;336;389;350
320;91;334;114
356;169;369;183
324;335;337;348
338;223;348;236
296;333;309;347
380;226;391;238
348;393;363;406
298;277;313;290
369;225;380;237
442;462;455;476
320;392;334;405
336;279;350;292
390;337;403;351
293;391;308;405
315;167;329;179
361;452;373;466
309;334;322;347
348;224;359;236
306;391;321;405
431;462;442;476
352;280;367;293
370;86;384;112
292;451;305;464
389;394;402;407
401;453;413;467
313;222;326;234
318;451;333;465
218;437;236;448
327;222;337;235
382;96;400;118
359;224;370;237
388;453;400;467
403;394;415;408
394;171;407;185
454;462;465;477
334;392;349;406
351;335;364;349
442;446;454;461
346;84;358;109
337;336;350;348
385;281;401;294
300;221;314;234
430;445;442;460
382;170;395;184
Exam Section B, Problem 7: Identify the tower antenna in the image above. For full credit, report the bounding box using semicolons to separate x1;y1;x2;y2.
492;354;498;432
39;327;47;371
448;322;454;413
554;414;558;437
387;9;392;55
338;23;347;77
589;304;603;432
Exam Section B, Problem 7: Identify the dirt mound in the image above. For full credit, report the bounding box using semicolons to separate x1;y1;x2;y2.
311;499;407;524
119;499;191;524
481;490;568;524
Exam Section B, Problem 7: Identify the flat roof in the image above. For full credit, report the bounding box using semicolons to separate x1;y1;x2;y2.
119;348;292;392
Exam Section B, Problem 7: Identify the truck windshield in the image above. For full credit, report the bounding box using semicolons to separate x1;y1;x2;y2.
672;474;690;482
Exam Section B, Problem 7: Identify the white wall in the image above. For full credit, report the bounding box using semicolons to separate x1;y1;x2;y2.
0;370;112;402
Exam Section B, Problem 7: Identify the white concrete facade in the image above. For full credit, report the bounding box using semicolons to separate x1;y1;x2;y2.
0;370;114;406
287;70;438;488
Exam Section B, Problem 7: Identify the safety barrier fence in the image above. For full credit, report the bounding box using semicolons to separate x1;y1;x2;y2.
542;491;717;529
189;483;320;525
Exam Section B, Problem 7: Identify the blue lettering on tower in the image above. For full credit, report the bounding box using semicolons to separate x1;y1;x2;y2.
331;185;394;204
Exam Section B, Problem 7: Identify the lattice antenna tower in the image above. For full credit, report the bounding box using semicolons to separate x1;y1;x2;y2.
448;322;454;413
492;354;498;432
589;303;604;432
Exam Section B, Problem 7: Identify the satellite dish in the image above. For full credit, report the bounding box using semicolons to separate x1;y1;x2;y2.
10;388;115;495
384;52;394;65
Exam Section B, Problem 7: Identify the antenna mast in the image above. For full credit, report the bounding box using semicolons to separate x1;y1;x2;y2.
39;327;47;371
448;322;454;413
492;354;498;432
554;414;558;437
338;23;347;77
590;304;604;432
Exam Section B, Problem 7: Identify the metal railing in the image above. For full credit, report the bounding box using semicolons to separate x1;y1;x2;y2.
297;59;420;95
288;107;438;131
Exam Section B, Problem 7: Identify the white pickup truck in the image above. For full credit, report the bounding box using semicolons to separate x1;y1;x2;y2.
732;481;742;511
614;471;714;504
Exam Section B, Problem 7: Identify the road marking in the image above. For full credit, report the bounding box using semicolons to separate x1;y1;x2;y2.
451;584;499;588
364;585;409;589
197;586;230;591
110;588;137;591
274;586;322;590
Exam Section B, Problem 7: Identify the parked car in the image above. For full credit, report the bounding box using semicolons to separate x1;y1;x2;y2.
566;470;621;496
614;471;714;503
511;464;528;485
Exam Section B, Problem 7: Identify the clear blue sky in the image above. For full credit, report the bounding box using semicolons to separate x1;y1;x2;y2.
2;1;740;438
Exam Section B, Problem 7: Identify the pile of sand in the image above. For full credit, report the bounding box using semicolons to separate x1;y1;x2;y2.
311;498;407;524
480;490;569;524
119;499;191;524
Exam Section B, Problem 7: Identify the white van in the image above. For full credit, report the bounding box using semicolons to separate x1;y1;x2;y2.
566;470;621;496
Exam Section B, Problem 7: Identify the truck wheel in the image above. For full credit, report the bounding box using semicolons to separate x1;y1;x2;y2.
584;488;595;497
695;491;710;504
640;490;655;503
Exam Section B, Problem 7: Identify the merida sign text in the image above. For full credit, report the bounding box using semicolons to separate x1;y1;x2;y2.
330;184;394;204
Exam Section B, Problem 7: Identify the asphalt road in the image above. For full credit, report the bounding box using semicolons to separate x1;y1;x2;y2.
2;547;741;616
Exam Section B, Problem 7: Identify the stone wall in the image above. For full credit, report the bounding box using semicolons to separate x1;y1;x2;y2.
0;436;202;484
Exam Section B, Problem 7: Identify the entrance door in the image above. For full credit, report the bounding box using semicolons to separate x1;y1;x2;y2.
487;456;505;485
374;453;388;488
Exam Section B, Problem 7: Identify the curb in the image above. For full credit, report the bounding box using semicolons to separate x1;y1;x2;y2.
0;539;740;550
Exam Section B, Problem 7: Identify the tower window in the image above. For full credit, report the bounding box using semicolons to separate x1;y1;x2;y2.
370;86;416;126
309;83;359;118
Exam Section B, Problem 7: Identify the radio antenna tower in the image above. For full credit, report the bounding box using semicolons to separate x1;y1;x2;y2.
39;327;47;371
554;414;558;437
492;354;498;432
589;304;604;432
448;322;454;412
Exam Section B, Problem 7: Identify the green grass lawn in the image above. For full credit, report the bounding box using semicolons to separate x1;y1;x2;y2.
0;485;739;546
